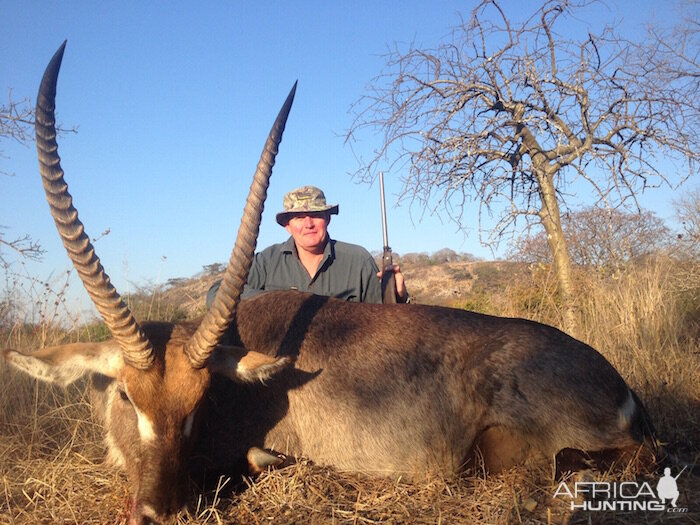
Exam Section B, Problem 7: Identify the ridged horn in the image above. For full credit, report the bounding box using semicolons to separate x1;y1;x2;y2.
36;42;154;369
185;82;297;368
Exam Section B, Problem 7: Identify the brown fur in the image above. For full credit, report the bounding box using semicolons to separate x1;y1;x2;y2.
91;322;211;519
194;291;656;479
6;291;658;523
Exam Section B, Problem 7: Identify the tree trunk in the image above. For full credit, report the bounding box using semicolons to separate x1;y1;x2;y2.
535;169;577;336
517;112;578;336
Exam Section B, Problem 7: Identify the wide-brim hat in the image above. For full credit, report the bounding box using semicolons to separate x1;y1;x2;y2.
275;185;339;226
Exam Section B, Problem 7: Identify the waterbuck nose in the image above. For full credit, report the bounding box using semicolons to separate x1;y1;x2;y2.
130;502;176;525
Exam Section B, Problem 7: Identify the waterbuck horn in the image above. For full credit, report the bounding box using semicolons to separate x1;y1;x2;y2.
185;81;297;369
36;41;154;369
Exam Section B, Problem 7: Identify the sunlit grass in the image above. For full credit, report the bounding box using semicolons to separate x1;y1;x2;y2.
1;255;698;523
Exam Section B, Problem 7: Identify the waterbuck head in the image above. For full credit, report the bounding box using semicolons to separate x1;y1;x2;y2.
3;42;296;524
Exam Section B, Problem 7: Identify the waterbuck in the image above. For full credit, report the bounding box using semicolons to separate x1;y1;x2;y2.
3;43;657;524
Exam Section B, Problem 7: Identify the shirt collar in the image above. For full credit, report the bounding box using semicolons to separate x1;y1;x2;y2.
283;235;335;265
282;236;297;254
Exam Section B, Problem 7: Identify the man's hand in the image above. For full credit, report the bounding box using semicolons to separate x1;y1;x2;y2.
377;264;409;303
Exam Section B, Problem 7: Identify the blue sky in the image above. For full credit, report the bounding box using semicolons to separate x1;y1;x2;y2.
1;1;697;320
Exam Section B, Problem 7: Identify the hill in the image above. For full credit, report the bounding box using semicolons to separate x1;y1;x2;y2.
151;259;530;318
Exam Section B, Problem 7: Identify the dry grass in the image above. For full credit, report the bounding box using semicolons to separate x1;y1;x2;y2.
497;258;700;459
0;370;126;524
1;257;699;524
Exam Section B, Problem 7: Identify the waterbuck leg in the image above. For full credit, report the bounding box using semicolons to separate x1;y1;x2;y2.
470;426;533;474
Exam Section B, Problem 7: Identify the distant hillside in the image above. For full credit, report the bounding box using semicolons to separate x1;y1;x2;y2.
401;260;526;306
152;259;528;319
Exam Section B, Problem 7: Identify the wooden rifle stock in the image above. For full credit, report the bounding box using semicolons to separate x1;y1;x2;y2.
381;251;396;304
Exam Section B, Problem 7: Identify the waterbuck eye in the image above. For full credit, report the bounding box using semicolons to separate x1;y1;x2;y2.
118;389;129;402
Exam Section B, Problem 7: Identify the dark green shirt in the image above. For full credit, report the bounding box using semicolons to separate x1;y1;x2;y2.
207;236;382;306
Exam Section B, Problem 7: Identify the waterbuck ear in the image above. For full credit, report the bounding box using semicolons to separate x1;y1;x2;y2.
208;345;292;383
2;341;124;387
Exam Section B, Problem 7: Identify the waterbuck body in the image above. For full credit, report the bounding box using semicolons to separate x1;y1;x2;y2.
194;291;652;478
2;43;656;524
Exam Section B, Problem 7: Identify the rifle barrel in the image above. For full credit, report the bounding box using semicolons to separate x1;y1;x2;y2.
378;171;396;304
379;171;389;249
674;465;687;479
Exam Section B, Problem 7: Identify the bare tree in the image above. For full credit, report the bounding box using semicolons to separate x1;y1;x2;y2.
0;91;76;265
509;207;670;269
1;92;45;265
674;187;700;258
0;231;44;266
347;0;699;334
0;91;35;174
671;187;700;300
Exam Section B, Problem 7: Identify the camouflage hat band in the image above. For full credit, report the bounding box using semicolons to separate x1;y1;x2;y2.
275;185;339;226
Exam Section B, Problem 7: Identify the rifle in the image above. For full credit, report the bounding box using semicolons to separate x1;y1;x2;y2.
379;171;397;304
674;465;687;480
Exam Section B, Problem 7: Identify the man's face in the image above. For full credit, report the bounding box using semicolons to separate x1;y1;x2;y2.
285;211;330;254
